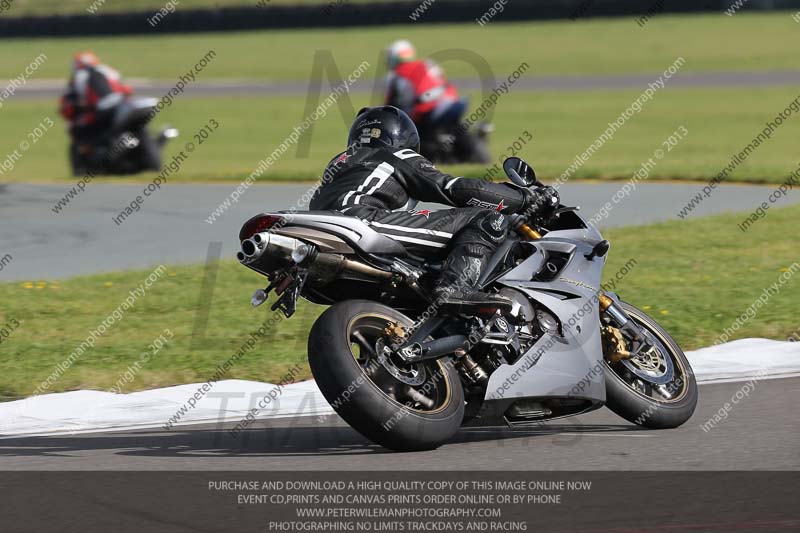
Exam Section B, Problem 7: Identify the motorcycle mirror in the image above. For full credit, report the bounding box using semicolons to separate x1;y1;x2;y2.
503;157;539;187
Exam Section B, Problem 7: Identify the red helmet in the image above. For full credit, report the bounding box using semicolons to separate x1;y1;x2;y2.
73;51;100;71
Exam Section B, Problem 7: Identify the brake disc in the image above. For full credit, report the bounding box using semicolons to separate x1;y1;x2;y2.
620;331;675;385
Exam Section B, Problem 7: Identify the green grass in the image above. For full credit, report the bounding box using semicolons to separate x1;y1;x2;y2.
2;13;796;185
0;13;797;81
2;86;798;184
603;205;800;349
0;261;325;400
1;204;798;399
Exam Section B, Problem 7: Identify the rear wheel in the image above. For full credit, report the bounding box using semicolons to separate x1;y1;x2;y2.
308;300;464;452
603;301;698;429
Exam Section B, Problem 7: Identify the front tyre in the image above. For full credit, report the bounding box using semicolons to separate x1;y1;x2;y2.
135;128;162;172
308;300;464;452
69;142;88;177
460;130;491;164
603;301;698;429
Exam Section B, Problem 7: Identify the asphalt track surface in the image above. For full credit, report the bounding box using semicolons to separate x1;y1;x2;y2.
14;69;800;100
3;181;798;281
1;377;797;470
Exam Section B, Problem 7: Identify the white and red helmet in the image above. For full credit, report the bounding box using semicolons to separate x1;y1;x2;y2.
73;51;100;71
387;40;416;70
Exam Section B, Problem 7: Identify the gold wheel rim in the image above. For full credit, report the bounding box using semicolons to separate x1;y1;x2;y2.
347;312;453;415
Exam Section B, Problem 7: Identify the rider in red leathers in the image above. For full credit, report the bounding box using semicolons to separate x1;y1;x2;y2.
384;40;485;163
60;51;132;149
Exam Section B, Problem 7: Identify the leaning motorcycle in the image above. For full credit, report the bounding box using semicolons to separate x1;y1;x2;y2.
236;156;697;452
69;96;178;176
420;121;492;165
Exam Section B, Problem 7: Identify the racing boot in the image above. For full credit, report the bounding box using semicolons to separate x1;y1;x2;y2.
433;211;513;314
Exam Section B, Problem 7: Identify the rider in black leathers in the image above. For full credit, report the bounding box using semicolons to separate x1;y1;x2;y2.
309;106;559;311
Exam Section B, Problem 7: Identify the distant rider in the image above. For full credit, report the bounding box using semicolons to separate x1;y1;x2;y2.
59;51;133;166
384;40;473;159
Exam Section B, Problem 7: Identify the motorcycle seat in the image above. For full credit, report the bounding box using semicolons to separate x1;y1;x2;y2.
274;211;408;256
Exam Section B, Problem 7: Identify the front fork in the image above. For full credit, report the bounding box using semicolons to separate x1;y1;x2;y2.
515;223;647;355
598;292;651;357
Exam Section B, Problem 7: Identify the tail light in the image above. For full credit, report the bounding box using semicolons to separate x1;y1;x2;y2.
239;214;285;241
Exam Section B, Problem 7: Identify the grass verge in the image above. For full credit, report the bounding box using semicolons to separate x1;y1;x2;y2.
1;204;798;399
1;86;797;184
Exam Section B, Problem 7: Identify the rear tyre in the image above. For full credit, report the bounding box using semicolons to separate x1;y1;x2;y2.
308;300;464;452
603;301;698;429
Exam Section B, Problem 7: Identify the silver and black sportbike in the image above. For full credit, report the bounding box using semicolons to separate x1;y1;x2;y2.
236;156;698;452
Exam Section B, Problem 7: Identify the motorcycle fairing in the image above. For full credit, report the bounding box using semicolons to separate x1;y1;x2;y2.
483;227;608;412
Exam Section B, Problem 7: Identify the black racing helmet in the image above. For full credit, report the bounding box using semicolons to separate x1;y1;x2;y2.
347;105;420;152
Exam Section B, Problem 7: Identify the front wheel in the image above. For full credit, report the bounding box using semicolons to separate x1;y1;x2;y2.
136;128;162;172
308;300;464;452
458;130;491;164
69;142;89;177
603;301;698;429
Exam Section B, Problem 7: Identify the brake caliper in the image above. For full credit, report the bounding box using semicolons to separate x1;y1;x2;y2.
602;325;632;363
383;322;407;347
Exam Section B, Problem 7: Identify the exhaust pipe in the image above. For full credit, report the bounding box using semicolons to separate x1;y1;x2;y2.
241;238;259;258
239;232;303;268
239;231;392;280
310;253;392;281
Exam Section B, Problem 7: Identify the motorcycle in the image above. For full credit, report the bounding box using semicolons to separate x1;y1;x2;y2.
69;96;178;176
419;121;492;165
236;156;698;451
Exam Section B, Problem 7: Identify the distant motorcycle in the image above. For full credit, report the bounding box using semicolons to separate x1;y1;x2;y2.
69;97;178;176
237;155;697;452
420;121;492;165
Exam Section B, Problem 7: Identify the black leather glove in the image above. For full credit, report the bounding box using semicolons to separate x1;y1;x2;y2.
521;186;560;218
